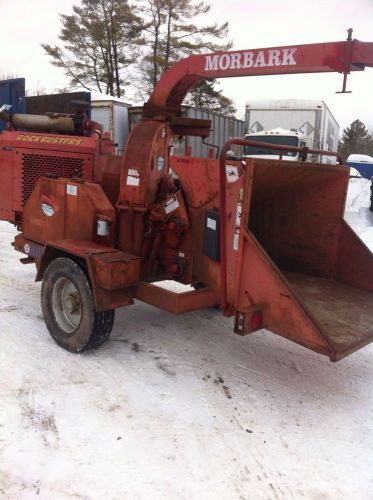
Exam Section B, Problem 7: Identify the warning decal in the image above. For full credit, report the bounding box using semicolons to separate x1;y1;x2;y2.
164;195;179;214
127;168;140;186
226;165;239;183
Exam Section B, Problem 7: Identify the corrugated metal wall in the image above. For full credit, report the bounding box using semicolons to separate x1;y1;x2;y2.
129;106;245;158
182;107;245;157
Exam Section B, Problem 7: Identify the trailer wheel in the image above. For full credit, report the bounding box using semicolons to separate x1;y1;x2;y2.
192;282;206;290
41;257;115;352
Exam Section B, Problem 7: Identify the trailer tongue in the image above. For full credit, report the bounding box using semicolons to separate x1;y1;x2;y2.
1;30;373;361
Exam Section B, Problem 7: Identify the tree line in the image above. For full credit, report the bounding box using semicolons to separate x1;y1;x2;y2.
41;0;372;144
41;0;236;115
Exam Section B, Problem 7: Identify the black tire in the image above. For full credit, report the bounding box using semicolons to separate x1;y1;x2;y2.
192;282;206;290
41;257;115;353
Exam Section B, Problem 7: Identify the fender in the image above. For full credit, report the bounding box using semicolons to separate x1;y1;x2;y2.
33;240;139;312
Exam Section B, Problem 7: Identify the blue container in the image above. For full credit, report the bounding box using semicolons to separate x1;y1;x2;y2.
346;161;373;180
0;78;25;132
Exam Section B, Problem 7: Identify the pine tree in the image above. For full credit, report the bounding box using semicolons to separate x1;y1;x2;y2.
183;79;236;116
42;0;144;98
138;0;236;115
338;119;373;160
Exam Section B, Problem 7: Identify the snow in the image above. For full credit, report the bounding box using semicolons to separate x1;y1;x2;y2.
347;154;373;164
1;178;373;499
345;176;373;250
89;91;131;106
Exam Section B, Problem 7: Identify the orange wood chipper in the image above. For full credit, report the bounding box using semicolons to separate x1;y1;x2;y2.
1;31;373;361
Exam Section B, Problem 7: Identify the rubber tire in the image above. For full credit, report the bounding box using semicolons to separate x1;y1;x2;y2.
41;257;115;353
192;282;206;290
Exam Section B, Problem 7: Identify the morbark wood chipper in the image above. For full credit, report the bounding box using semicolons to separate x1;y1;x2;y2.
1;32;373;361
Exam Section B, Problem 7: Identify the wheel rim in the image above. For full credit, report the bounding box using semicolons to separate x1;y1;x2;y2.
51;277;82;334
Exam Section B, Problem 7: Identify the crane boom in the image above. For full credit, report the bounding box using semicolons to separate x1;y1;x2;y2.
144;35;373;135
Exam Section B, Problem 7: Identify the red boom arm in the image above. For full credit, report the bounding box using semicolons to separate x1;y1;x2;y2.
144;33;373;132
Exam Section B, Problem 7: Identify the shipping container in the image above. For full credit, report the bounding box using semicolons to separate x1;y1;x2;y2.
91;97;130;155
245;99;340;164
26;91;91;117
0;78;25;132
129;106;245;158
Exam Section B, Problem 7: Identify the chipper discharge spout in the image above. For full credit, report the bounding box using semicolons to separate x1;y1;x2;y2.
220;142;373;361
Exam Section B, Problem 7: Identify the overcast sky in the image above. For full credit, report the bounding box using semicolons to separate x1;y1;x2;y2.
2;0;373;133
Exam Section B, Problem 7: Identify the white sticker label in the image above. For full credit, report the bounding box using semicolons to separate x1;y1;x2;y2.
164;195;179;214
127;176;140;186
226;165;239;183
41;203;55;217
233;233;240;251
67;184;77;196
157;157;165;172
233;202;242;251
236;203;242;226
127;168;140;186
207;217;217;230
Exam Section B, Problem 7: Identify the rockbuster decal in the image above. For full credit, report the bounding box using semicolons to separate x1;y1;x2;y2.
15;134;83;146
204;48;298;71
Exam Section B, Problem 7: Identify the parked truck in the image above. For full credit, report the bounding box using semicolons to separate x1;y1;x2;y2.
1;32;373;363
245;99;340;163
243;127;309;161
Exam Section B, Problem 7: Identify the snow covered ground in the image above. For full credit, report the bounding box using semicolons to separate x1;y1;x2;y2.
345;175;373;250
1;178;373;499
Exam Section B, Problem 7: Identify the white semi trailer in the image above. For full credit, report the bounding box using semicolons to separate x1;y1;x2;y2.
245;99;340;164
